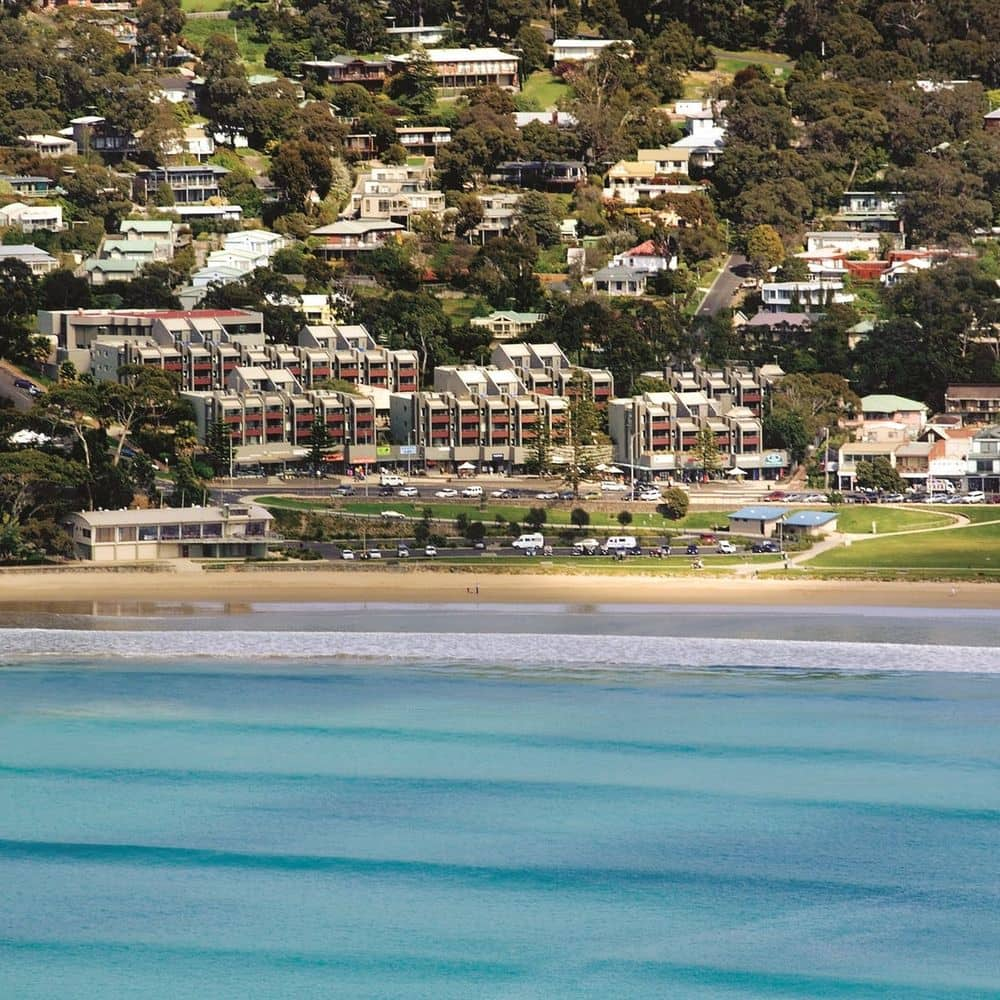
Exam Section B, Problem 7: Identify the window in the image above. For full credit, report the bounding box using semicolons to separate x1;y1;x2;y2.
118;526;137;542
181;523;201;539
160;524;180;540
138;525;158;542
95;527;114;543
202;522;222;538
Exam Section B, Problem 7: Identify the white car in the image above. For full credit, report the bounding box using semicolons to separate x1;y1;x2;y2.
434;488;458;498
398;486;419;497
638;489;662;502
964;491;986;504
380;510;407;520
536;491;559;500
461;485;483;498
424;545;438;557
340;548;355;560
600;481;629;492
716;540;738;554
491;489;512;498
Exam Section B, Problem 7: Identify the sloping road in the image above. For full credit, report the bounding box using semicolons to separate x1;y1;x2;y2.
697;253;750;316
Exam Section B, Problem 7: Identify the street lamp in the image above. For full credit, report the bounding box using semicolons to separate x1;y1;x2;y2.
823;426;830;492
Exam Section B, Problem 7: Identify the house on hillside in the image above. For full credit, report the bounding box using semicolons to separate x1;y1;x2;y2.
387;48;520;94
592;266;647;297
611;239;675;273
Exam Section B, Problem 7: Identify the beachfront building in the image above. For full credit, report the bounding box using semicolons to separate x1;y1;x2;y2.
966;423;1000;494
309;219;406;259
727;506;789;539
944;384;1000;424
760;279;855;315
782;510;840;539
345;164;446;227
37;307;265;377
489;343;613;405
65;504;273;561
607;365;787;479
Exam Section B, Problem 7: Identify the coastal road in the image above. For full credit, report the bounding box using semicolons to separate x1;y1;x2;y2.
697;253;750;317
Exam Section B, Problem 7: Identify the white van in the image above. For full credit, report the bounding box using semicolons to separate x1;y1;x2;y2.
601;535;639;555
928;479;955;494
572;538;601;555
380;473;405;487
460;485;483;498
512;532;545;551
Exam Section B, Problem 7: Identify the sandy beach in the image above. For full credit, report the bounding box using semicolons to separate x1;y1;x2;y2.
0;565;997;610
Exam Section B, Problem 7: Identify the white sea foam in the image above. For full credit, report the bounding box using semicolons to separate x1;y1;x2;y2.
1;628;998;674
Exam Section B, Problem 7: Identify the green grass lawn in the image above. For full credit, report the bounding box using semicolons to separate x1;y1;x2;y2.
519;71;571;110
182;19;269;72
832;507;952;534
684;47;793;98
806;520;1000;572
181;0;232;12
927;505;1000;524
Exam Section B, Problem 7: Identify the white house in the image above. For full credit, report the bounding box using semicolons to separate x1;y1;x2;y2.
553;38;632;64
0;244;58;275
224;229;287;258
612;239;675;273
805;230;882;255
592;266;648;297
761;280;855;314
0;201;64;233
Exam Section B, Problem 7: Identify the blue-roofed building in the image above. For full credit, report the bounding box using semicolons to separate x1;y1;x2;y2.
783;510;839;538
728;506;789;538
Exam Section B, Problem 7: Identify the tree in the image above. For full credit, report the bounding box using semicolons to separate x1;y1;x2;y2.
0;450;83;524
564;370;600;496
527;414;551;475
515;191;560;248
269;139;332;210
570;507;590;530
617;509;633;528
171;454;206;507
135;0;185;66
855;457;905;493
658;487;689;521
206;417;234;476
745;223;785;276
693;425;722;479
524;506;547;530
385;48;437;115
308;416;332;472
516;25;548;75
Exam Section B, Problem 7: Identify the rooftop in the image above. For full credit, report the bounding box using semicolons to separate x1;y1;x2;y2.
729;506;789;521
861;394;928;413
784;511;838;527
71;504;272;527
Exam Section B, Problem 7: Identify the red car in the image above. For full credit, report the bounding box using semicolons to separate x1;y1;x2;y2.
764;490;787;501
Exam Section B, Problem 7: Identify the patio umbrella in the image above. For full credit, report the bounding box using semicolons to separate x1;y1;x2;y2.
458;461;476;470
727;467;748;477
606;466;624;474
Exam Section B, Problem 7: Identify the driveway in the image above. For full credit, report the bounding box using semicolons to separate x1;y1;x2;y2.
697;253;750;316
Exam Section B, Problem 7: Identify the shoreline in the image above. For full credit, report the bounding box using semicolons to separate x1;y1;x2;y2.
0;566;998;610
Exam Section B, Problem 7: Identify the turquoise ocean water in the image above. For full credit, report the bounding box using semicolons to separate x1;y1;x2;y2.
1;603;999;999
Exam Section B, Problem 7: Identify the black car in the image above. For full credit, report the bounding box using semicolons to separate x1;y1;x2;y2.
751;540;780;553
378;487;394;497
686;543;699;555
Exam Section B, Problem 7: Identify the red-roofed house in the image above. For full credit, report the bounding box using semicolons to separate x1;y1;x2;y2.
611;240;675;273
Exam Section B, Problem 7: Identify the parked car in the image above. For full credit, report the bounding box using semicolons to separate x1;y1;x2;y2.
686;543;699;555
559;492;575;500
434;488;458;498
764;490;787;501
600;481;628;492
360;549;382;560
536;491;559;500
424;545;437;557
333;485;355;496
572;538;601;555
751;540;780;553
396;545;410;558
965;491;986;504
378;487;394;497
473;540;486;550
461;485;483;498
699;533;717;544
380;510;406;520
716;540;738;554
398;486;419;497
340;548;355;560
638;489;662;501
491;488;512;499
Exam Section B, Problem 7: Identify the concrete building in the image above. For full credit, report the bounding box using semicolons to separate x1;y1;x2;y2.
761;279;855;314
944;384;1000;424
65;504;273;561
783;510;839;538
19;134;77;157
346;164;446;226
966;423;1000;493
394;125;451;156
727;506;789;538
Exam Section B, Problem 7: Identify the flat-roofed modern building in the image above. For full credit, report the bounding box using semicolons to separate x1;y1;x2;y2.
65;504;273;561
